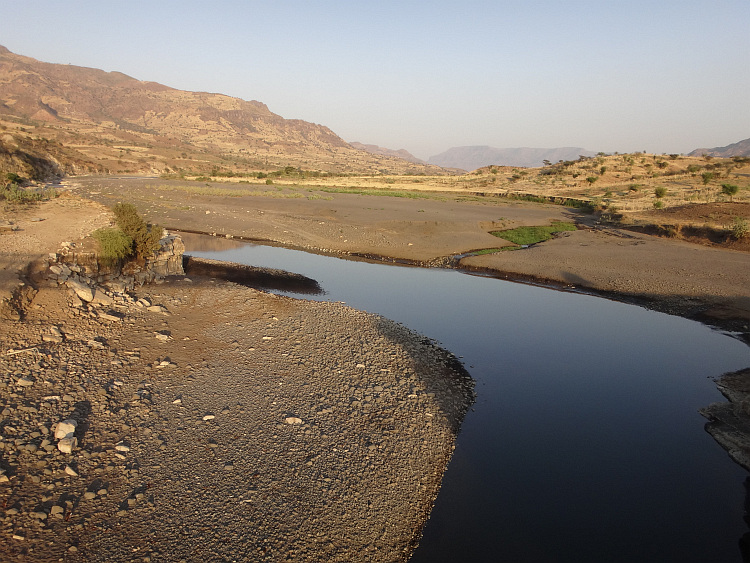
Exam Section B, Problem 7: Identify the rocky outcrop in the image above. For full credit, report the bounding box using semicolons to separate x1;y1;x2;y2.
700;368;750;471
47;232;185;292
145;233;185;277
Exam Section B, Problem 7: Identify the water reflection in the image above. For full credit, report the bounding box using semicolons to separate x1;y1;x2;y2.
181;234;750;562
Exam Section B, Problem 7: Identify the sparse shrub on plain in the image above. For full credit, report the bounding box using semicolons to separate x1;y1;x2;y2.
653;200;664;209
654;186;668;198
112;203;162;259
586;176;598;185
731;217;749;240
701;172;714;185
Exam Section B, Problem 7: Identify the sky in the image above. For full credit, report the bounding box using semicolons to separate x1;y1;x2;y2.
1;0;748;160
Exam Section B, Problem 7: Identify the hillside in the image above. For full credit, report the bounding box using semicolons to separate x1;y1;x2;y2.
349;142;426;164
0;46;449;177
689;137;750;158
428;145;595;170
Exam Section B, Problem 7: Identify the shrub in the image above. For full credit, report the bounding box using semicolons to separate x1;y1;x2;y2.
265;178;273;185
701;172;714;185
731;217;749;239
654;186;668;198
5;172;22;184
687;164;701;174
586;176;598;185
112;203;162;259
0;184;45;203
92;228;134;264
653;200;664;209
721;183;739;201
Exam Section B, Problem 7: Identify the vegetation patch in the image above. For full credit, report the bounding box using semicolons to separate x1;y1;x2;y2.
318;186;436;200
92;227;134;265
490;222;577;246
112;203;163;259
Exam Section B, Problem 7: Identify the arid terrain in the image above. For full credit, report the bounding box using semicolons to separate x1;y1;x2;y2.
0;167;748;561
1;42;750;562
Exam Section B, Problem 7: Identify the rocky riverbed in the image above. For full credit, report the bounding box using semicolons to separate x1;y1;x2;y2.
0;226;474;561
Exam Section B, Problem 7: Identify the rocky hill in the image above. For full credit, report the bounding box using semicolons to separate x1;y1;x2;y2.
428;145;595;171
348;142;426;164
0;46;449;176
689;137;750;158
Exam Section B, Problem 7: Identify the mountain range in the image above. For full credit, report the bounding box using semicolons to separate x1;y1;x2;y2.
428;146;596;171
0;45;448;176
688;137;750;158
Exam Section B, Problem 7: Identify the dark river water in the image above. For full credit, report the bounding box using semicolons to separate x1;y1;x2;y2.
181;233;750;562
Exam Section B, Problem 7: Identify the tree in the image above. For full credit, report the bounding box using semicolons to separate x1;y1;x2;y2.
721;183;739;201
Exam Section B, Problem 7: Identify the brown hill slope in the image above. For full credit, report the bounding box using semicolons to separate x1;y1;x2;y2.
689;137;750;158
0;46;448;176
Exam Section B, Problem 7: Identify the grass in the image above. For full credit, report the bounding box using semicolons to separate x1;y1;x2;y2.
318;186;436;200
470;248;506;255
152;184;305;198
490;221;577;246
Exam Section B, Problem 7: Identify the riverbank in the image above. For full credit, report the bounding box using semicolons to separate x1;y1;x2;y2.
0;197;474;561
70;177;750;340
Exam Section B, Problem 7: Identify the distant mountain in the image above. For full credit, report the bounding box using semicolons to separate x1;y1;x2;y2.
0;45;449;176
428;146;596;171
689;137;750;158
349;142;426;164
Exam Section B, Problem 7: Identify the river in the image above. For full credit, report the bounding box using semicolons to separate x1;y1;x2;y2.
181;233;750;562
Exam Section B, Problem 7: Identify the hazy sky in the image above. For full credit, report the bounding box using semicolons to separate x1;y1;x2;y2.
1;0;748;159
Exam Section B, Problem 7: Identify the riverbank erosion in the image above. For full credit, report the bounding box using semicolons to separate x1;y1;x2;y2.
0;197;474;561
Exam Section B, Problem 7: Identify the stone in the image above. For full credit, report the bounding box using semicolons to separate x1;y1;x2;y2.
202;414;215;421
285;417;303;425
83;491;96;500
115;443;130;452
66;279;94;302
147;305;169;314
55;419;77;439
64;465;78;477
50;505;64;517
17;376;35;386
91;291;114;306
57;436;77;454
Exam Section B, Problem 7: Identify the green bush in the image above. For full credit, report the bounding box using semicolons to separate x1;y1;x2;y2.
731;217;749;240
701;172;714;185
654;186;668;198
92;227;134;264
112;203;162;259
721;183;739;200
653;200;664;209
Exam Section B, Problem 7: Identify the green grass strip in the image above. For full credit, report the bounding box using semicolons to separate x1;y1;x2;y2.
490;221;577;246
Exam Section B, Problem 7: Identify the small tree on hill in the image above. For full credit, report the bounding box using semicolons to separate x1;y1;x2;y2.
721;183;739;201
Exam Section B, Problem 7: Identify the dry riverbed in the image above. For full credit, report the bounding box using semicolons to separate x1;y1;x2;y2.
0;197;474;562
